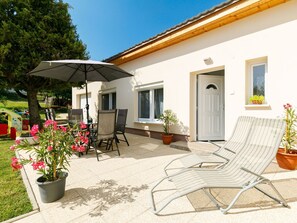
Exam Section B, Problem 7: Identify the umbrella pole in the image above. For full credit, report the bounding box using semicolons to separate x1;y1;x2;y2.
84;65;90;123
84;66;91;153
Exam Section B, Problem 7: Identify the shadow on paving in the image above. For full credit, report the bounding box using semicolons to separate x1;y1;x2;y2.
60;179;148;217
187;178;297;214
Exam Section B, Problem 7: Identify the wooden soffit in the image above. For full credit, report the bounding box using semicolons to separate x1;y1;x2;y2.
107;0;289;65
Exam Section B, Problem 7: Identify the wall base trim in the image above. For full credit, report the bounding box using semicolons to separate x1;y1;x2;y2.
126;128;188;142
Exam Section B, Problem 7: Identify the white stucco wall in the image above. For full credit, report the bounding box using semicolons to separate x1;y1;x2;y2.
72;82;102;122
72;1;297;141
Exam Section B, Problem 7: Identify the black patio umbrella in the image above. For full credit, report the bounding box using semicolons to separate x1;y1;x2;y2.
28;59;133;122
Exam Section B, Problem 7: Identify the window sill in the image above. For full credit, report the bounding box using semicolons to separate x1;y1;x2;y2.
245;104;271;110
134;120;162;125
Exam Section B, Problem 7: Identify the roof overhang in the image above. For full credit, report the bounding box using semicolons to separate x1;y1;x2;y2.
105;0;289;65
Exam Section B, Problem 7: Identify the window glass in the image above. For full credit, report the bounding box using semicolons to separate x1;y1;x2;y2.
252;64;265;96
138;90;150;118
154;88;163;119
138;88;163;121
206;84;218;90
112;93;116;109
101;92;116;110
101;94;109;110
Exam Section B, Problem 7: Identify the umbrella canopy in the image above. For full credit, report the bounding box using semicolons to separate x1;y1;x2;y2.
28;59;133;122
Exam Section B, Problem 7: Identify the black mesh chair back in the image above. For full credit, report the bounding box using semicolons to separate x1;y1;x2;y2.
116;109;129;146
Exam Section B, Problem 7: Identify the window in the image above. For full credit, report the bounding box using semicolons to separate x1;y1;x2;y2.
138;88;163;122
101;92;116;110
246;58;267;105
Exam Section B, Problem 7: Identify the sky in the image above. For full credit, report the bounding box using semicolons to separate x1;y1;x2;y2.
63;0;227;61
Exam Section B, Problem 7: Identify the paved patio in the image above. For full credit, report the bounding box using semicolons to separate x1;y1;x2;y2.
12;134;297;223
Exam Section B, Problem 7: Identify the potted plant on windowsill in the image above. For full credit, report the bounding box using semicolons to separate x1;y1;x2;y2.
249;95;265;104
10;120;89;203
276;103;297;170
159;109;178;145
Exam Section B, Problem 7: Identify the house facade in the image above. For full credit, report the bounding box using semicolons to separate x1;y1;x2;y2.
72;0;297;142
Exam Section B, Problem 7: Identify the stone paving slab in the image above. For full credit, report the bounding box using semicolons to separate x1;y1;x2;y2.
14;134;297;223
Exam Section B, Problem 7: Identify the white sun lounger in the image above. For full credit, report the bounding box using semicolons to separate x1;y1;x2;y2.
151;118;288;214
164;116;255;176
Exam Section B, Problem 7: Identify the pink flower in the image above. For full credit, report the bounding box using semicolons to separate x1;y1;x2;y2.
47;145;53;151
80;121;87;129
284;103;292;110
71;144;78;151
71;144;86;152
45;120;58;130
30;125;39;136
44;120;54;127
53;123;58;130
77;145;86;152
15;139;21;145
59;126;67;132
32;161;45;170
10;117;90;180
11;157;22;170
10;145;16;151
82;136;88;144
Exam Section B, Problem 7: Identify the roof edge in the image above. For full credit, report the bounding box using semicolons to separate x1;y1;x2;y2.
105;0;288;65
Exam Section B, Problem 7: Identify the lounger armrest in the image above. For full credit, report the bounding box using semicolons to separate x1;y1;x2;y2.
224;147;236;154
209;141;235;154
213;152;229;161
240;167;265;180
208;141;221;148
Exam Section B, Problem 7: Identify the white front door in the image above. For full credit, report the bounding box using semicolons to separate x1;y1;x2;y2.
198;75;224;141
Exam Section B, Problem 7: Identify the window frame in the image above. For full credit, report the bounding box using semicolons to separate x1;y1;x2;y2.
137;85;163;123
249;62;267;98
246;57;268;106
101;92;116;110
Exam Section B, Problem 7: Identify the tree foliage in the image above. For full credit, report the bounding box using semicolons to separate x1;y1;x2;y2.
0;0;88;126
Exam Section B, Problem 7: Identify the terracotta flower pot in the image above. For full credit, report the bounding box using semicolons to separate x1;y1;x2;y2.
252;100;263;104
276;148;297;170
162;134;173;145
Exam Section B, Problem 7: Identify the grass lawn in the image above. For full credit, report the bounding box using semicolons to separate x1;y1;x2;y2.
0;100;29;111
0;100;46;111
0;138;33;222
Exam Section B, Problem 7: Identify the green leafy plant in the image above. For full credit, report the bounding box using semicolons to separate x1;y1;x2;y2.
10;120;89;181
159;109;178;135
282;103;297;153
249;95;265;104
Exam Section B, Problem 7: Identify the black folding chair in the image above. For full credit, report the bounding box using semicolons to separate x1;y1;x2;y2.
115;109;129;146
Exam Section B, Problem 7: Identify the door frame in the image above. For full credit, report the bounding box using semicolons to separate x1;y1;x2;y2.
196;70;225;141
